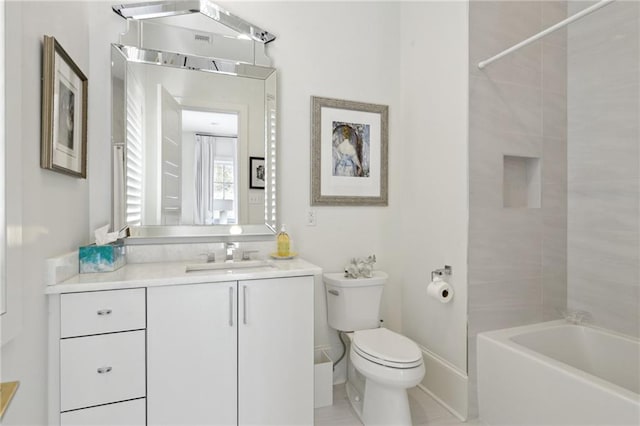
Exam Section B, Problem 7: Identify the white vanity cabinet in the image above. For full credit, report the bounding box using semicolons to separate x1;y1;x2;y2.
147;275;314;426
47;258;321;426
49;288;147;426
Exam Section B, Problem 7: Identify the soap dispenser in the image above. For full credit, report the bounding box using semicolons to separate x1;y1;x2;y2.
277;224;290;257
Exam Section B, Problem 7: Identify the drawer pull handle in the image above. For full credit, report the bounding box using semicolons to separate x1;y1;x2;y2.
97;366;112;374
229;286;234;327
97;309;112;316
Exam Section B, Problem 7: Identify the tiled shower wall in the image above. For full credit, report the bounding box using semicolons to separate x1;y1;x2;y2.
567;1;640;338
467;1;568;417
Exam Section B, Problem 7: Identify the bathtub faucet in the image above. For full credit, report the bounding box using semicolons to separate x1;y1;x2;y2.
562;310;592;325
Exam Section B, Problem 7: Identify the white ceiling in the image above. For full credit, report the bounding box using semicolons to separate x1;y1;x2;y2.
182;109;238;137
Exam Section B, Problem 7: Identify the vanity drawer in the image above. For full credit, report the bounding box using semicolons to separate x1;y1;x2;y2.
60;288;145;337
61;398;146;426
60;330;146;412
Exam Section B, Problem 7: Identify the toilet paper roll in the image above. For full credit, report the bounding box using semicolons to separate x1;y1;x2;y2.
427;278;454;303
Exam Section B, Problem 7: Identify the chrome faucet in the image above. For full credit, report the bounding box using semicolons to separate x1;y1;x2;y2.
226;242;237;261
562;310;592;325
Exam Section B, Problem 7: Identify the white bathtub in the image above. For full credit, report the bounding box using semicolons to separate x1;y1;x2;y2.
477;320;640;425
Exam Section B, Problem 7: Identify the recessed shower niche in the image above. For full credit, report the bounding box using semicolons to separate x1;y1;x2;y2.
502;155;541;208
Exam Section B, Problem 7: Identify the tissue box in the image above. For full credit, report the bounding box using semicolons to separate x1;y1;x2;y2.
79;241;126;273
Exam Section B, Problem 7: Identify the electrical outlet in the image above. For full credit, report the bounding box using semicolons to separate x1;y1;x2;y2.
306;210;317;226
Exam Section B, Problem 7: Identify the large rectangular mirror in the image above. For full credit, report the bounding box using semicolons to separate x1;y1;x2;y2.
111;38;277;241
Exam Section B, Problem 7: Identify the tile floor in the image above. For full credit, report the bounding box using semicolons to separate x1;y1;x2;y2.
315;384;485;426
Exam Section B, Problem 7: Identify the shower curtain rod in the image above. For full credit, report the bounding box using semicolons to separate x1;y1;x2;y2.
195;133;237;139
477;0;616;69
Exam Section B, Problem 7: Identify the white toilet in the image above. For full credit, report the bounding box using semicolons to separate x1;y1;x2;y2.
324;271;425;426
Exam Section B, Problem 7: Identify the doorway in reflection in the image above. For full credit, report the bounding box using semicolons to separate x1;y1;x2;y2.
184;110;239;225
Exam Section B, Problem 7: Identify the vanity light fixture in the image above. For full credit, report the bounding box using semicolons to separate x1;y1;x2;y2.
112;0;276;44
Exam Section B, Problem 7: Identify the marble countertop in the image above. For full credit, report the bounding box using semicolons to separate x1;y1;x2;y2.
46;258;322;294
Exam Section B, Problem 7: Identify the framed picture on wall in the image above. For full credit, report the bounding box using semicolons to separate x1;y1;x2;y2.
41;35;88;178
250;156;266;189
311;96;388;206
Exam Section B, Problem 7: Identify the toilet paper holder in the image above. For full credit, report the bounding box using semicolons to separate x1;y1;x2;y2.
431;265;452;281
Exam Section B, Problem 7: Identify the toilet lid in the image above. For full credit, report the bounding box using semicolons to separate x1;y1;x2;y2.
353;328;423;369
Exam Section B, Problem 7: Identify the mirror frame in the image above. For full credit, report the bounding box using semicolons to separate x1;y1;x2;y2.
111;2;277;244
112;0;276;44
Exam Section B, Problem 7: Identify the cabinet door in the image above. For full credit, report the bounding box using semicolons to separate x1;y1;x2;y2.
238;276;314;425
147;282;237;426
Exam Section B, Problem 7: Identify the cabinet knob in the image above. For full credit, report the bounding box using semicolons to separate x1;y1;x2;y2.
96;366;113;374
96;309;112;316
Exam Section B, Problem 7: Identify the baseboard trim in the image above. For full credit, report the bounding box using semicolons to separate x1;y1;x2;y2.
418;347;468;421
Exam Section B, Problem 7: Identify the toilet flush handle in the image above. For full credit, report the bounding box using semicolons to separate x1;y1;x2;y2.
328;289;339;296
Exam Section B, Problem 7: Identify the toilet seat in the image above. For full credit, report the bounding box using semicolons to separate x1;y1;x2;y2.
352;328;423;369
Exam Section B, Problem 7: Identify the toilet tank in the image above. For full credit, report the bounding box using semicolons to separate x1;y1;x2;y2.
323;271;388;332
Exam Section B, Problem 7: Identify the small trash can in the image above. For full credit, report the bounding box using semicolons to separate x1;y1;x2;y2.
314;349;333;408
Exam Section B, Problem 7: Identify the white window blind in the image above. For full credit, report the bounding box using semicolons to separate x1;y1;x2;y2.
266;103;277;229
125;69;144;226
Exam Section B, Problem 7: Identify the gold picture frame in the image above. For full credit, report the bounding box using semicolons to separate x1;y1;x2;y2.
311;96;388;206
41;35;88;178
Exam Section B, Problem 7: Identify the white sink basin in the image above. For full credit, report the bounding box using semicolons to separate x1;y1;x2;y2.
185;260;276;273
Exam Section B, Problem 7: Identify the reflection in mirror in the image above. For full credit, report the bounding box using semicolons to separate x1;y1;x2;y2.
188;112;239;225
112;40;277;240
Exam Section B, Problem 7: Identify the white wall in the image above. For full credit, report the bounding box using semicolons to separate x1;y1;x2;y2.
0;0;5;318
1;2;92;424
399;1;469;417
400;0;469;372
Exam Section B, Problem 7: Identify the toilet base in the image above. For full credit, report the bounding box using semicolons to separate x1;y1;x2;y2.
345;380;364;420
363;378;412;426
346;369;413;426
